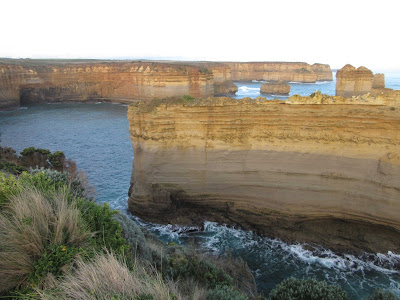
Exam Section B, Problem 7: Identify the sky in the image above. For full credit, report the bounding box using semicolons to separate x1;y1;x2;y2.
1;0;399;71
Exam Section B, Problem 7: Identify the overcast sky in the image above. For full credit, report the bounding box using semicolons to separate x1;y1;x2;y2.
1;0;399;71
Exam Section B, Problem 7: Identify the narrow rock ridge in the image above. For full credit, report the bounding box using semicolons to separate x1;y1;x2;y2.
128;91;400;254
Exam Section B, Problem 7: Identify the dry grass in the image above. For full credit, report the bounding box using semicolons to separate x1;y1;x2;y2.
40;251;179;300
0;187;90;292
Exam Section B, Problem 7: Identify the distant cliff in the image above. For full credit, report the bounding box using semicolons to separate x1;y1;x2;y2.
128;91;400;254
0;60;214;109
335;65;390;97
0;59;332;110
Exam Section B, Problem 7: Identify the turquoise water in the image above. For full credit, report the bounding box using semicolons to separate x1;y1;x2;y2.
1;89;399;299
231;71;400;99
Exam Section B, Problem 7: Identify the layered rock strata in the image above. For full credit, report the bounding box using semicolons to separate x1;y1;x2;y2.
1;59;332;109
0;60;214;109
224;62;332;82
372;74;385;89
260;81;290;95
336;64;374;97
128;91;400;254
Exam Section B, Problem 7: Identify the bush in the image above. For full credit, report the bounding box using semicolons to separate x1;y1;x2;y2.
77;200;129;255
39;252;175;299
0;188;90;292
29;244;82;285
168;255;233;289
367;289;399;300
206;285;248;300
269;278;349;300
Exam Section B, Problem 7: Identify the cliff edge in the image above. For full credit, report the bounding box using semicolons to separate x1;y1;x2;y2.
128;92;400;254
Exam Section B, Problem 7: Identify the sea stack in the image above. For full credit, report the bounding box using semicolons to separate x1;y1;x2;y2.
214;80;238;94
372;74;385;89
128;92;400;254
335;64;373;97
260;81;290;95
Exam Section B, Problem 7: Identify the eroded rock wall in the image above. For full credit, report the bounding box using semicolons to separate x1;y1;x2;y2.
128;92;400;254
336;64;373;97
225;62;332;82
0;61;215;109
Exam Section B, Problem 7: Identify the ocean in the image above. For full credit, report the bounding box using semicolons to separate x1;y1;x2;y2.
1;75;399;299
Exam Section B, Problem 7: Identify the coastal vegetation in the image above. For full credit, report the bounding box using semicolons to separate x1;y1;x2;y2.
0;146;397;299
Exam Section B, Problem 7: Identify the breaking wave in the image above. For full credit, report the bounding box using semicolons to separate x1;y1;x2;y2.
132;218;400;299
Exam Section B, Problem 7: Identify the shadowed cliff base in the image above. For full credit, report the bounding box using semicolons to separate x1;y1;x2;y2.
128;92;400;255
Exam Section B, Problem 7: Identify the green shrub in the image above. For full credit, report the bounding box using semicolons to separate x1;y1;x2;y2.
0;172;18;208
206;285;248;300
77;200;129;255
182;94;195;102
168;255;233;289
0;160;27;175
48;151;65;169
269;278;349;300
29;244;82;284
30;168;86;197
367;289;399;300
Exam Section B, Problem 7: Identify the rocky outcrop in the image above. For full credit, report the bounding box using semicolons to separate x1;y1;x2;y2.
224;62;332;82
0;60;214;109
260;81;290;95
0;59;332;110
128;91;400;254
372;74;385;88
336;64;373;97
213;80;238;94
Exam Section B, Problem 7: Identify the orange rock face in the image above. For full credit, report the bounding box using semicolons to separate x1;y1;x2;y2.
0;61;215;109
260;81;290;95
128;92;400;253
336;64;373;97
0;59;333;110
372;73;385;88
224;62;332;82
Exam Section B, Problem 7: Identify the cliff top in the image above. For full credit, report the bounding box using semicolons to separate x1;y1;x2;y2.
130;91;400;113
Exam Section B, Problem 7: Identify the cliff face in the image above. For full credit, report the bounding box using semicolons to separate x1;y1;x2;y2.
336;64;373;97
1;59;333;109
128;92;400;254
225;62;332;82
0;61;215;108
260;81;290;95
372;73;385;88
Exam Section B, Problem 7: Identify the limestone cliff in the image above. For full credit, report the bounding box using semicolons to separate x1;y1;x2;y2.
336;64;373;97
0;60;214;109
128;91;400;254
372;74;385;88
260;81;290;95
1;59;332;109
225;62;332;82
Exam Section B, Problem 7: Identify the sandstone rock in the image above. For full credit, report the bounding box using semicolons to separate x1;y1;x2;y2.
336;64;373;97
128;92;400;254
0;60;215;109
260;81;290;95
225;62;332;82
213;80;238;94
372;73;385;88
